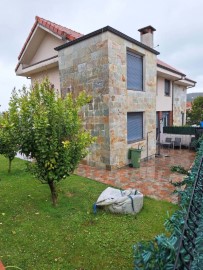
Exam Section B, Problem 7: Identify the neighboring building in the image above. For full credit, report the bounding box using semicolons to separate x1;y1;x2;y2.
156;59;196;128
16;17;196;170
186;101;192;111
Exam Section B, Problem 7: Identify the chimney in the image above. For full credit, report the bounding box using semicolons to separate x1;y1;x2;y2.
138;25;156;48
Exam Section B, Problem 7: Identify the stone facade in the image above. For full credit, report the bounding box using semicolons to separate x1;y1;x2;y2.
58;30;157;170
108;33;157;169
173;84;187;126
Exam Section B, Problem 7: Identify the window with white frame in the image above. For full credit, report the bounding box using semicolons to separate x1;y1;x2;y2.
164;79;170;96
127;112;143;143
127;50;143;91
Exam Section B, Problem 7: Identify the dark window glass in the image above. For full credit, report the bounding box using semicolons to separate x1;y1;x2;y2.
162;111;170;127
127;112;143;143
127;51;143;91
164;79;170;96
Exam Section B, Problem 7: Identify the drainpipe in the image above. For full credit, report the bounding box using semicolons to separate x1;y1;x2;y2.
172;75;186;125
181;111;184;126
186;82;196;90
147;131;152;160
156;119;162;157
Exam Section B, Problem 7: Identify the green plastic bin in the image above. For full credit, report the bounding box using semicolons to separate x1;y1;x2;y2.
129;149;142;168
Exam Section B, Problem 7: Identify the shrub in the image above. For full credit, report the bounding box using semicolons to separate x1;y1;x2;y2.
7;79;95;206
170;165;188;175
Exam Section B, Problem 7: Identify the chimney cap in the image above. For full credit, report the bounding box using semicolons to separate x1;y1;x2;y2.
138;25;156;34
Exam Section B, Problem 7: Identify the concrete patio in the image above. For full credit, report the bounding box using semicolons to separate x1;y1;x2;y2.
76;148;196;203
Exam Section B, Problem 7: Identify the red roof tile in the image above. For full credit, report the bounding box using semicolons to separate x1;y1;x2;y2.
186;101;192;109
18;16;83;61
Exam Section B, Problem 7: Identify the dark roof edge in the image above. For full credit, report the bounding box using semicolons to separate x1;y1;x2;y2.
185;78;196;84
157;63;186;77
55;25;160;55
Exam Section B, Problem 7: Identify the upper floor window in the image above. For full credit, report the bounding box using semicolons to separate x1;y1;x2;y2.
127;51;143;91
164;79;170;96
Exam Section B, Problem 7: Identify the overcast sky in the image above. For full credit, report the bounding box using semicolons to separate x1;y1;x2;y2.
0;0;202;111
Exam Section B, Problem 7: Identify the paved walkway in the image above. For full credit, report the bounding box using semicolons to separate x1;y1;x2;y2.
76;148;196;203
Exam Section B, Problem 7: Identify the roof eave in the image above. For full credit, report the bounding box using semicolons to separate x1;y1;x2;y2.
185;78;196;84
38;24;65;40
157;63;185;77
18;20;38;60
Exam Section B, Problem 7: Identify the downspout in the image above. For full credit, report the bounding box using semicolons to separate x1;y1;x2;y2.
172;75;186;125
146;131;152;160
186;82;196;90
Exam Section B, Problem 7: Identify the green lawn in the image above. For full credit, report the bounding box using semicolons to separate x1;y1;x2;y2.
0;156;178;270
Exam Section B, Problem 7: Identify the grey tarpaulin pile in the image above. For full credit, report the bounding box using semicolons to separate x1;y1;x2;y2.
94;187;143;215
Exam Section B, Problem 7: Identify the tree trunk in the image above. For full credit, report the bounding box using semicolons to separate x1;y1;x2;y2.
8;158;12;173
48;181;58;206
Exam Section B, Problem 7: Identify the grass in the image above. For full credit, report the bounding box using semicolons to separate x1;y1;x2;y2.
0;156;178;270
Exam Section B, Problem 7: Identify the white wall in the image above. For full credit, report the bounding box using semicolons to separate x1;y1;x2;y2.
160;133;194;147
31;67;60;93
30;33;63;65
156;76;172;111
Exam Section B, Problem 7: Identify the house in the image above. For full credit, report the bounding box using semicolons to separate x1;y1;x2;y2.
156;59;196;128
16;16;196;170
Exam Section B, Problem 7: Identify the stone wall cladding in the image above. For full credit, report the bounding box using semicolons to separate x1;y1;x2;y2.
108;32;157;168
58;33;110;169
58;31;157;170
173;85;186;126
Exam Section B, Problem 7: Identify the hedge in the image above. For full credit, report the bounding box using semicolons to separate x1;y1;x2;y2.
133;136;203;269
163;126;196;135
